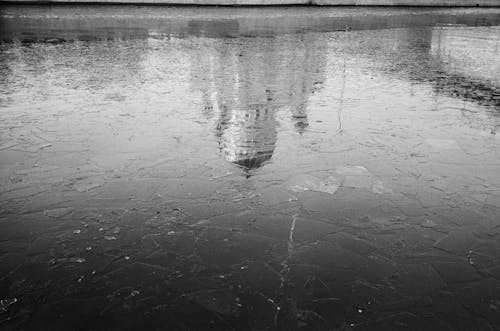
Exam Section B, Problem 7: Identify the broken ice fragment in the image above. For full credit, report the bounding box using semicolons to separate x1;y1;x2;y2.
188;290;240;316
288;174;341;195
53;257;85;264
372;180;393;194
432;261;480;283
63;257;85;263
421;219;437;228
0;298;17;308
466;251;476;265
109;227;121;235
191;219;211;227
335;165;370;176
44;207;73;218
336;165;373;189
433;231;475;255
211;172;233;180
74;182;101;193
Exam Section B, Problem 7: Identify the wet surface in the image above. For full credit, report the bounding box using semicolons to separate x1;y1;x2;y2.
1;4;500;330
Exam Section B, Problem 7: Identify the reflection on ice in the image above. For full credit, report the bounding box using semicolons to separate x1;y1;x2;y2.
1;5;500;330
189;33;326;170
431;27;500;86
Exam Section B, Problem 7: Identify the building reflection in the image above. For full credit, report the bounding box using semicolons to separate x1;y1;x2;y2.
186;19;499;175
363;26;500;109
189;22;326;171
394;27;500;109
429;27;500;109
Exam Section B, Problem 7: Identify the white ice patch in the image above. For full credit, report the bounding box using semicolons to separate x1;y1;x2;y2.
425;139;461;150
371;180;393;194
336;165;372;189
335;165;370;176
288;174;341;195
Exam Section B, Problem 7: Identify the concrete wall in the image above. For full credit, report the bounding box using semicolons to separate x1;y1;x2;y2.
1;0;499;6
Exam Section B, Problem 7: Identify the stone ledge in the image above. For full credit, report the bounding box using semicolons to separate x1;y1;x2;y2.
1;0;499;6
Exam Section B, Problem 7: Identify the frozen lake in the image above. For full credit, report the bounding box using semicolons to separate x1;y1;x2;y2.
1;5;500;330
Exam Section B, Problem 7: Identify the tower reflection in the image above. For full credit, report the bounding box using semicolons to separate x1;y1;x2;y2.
189;23;326;171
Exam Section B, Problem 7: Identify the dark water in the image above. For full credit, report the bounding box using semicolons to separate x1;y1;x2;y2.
1;5;500;330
